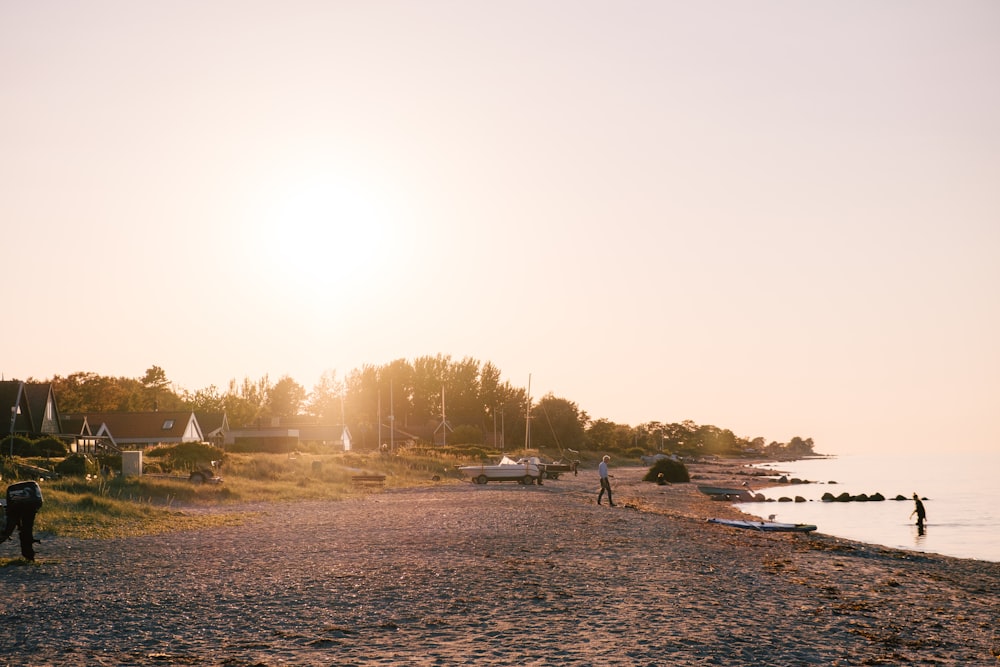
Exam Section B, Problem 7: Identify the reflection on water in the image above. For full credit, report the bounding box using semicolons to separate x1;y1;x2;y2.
741;452;999;562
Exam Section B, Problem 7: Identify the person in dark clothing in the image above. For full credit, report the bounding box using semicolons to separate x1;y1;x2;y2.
910;492;927;529
1;481;43;561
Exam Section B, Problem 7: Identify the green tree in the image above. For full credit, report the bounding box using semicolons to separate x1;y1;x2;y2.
267;375;306;418
343;365;381;449
531;393;585;453
784;436;815;457
306;370;344;420
51;372;153;413
224;376;270;428
142;365;171;410
182;385;226;413
585;418;634;453
412;354;450;427
382;358;416;429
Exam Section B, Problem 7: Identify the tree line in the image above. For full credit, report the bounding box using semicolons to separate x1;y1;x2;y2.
30;356;816;458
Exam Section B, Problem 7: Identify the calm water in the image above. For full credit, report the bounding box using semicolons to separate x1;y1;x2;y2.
738;451;999;563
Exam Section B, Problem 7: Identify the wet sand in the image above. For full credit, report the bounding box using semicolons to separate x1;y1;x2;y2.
2;459;997;665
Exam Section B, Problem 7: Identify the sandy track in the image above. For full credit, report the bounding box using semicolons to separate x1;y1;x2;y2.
2;462;997;666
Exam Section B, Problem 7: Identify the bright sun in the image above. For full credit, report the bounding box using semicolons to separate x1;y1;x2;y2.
248;171;397;301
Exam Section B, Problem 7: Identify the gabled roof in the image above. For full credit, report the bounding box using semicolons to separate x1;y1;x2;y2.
195;412;229;437
61;416;93;436
65;411;203;444
0;380;33;436
23;382;61;434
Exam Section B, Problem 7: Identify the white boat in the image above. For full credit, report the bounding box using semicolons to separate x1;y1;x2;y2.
460;456;543;485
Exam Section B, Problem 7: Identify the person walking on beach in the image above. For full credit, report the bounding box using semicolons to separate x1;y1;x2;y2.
910;493;927;528
597;455;615;507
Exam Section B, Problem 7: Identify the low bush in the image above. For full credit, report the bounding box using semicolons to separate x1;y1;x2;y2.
36;437;69;457
0;436;33;457
97;453;122;473
145;442;224;472
642;458;690;483
55;453;96;477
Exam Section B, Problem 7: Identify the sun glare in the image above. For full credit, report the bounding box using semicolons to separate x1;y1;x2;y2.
247;172;397;302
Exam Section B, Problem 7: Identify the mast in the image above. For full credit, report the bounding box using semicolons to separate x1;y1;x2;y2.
434;385;452;446
524;374;531;451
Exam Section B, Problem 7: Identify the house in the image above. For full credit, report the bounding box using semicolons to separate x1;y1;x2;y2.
61;415;94;453
65;411;204;448
61;415;117;454
0;380;62;438
23;382;62;435
195;412;229;447
225;416;352;451
278;416;352;450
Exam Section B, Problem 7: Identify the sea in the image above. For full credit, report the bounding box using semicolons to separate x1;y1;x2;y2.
737;451;999;563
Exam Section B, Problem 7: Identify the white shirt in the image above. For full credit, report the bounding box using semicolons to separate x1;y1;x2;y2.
598;461;609;479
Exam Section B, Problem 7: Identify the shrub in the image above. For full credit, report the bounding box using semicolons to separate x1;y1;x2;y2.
55;453;97;477
146;442;224;471
642;458;690;483
449;425;483;446
97;454;123;473
437;444;495;459
36;437;70;457
1;436;34;457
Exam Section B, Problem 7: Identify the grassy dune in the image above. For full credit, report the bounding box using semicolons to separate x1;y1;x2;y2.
4;448;551;540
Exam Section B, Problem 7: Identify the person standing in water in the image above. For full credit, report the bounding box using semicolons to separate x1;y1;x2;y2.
597;455;615;507
910;493;927;528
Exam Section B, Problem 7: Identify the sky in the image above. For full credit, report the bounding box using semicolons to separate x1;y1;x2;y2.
2;1;998;455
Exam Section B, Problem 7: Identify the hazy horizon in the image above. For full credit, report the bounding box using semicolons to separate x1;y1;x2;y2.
3;2;997;456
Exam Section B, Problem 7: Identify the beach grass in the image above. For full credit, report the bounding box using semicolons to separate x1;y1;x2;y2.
6;448;577;540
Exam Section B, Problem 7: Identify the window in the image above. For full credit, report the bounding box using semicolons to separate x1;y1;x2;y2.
162;419;174;430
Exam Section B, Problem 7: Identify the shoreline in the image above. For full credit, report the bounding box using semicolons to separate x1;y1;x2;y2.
724;454;999;563
2;456;997;665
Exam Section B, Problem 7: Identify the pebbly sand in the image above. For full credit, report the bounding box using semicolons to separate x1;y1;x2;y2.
1;459;997;666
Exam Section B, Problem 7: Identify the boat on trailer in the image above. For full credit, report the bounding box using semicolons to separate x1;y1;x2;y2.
459;456;543;485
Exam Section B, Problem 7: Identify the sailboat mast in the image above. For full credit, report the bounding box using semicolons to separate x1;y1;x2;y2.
524;374;531;451
390;380;395;453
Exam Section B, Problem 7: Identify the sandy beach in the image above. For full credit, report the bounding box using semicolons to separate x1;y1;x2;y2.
2;459;997;666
